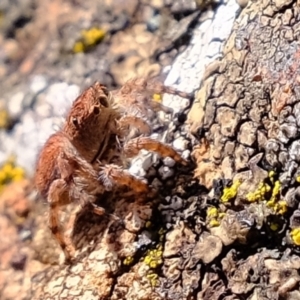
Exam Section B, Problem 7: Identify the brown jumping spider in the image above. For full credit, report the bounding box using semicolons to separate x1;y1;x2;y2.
34;77;192;262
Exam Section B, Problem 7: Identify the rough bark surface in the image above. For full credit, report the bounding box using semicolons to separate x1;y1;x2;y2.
4;0;300;299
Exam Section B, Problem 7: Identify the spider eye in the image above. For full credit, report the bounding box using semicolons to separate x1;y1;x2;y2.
72;117;79;127
98;96;109;107
93;106;100;115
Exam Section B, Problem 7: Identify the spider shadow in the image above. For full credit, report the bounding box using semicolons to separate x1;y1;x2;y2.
70;188;154;261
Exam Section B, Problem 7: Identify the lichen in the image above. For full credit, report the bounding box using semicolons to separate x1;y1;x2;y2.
143;245;163;269
0;156;25;192
269;222;279;231
123;256;134;266
245;171;286;214
206;206;225;227
153;93;162;103
291;228;300;246
73;27;106;53
146;272;160;287
207;207;218;218
246;181;271;202
221;180;241;203
266;180;287;215
0;108;10;129
145;221;152;228
158;227;166;242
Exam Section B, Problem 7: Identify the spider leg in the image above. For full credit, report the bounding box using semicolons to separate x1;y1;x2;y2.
124;136;188;165
150;100;173;114
147;80;193;100
60;149;105;194
114;77;192;116
50;151;106;263
47;178;75;263
119;77;193;99
90;203;106;216
118;115;151;136
99;164;149;193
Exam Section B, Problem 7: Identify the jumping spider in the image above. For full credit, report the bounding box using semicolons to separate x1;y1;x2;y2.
35;77;192;262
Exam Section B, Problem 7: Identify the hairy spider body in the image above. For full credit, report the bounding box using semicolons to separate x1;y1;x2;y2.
35;78;192;262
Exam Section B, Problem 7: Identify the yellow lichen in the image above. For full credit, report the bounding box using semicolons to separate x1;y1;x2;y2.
209;219;220;227
264;180;287;215
145;221;152;228
123;256;134;266
270;180;281;201
207;207;218;218
158;227;166;242
206;207;225;227
245;172;286;214
73;41;85;53
158;228;165;235
147;272;159;287
246;181;271;202
218;212;226;219
273;200;287;215
221;180;241;203
268;170;275;183
291;228;300;246
0;157;25;192
153;94;162;103
0;109;9;129
143;245;163;269
270;222;279;231
0;10;4;26
73;27;106;53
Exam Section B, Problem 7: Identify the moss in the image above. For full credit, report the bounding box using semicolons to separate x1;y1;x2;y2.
291;228;300;246
73;27;106;53
0;157;25;193
221;180;241;203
